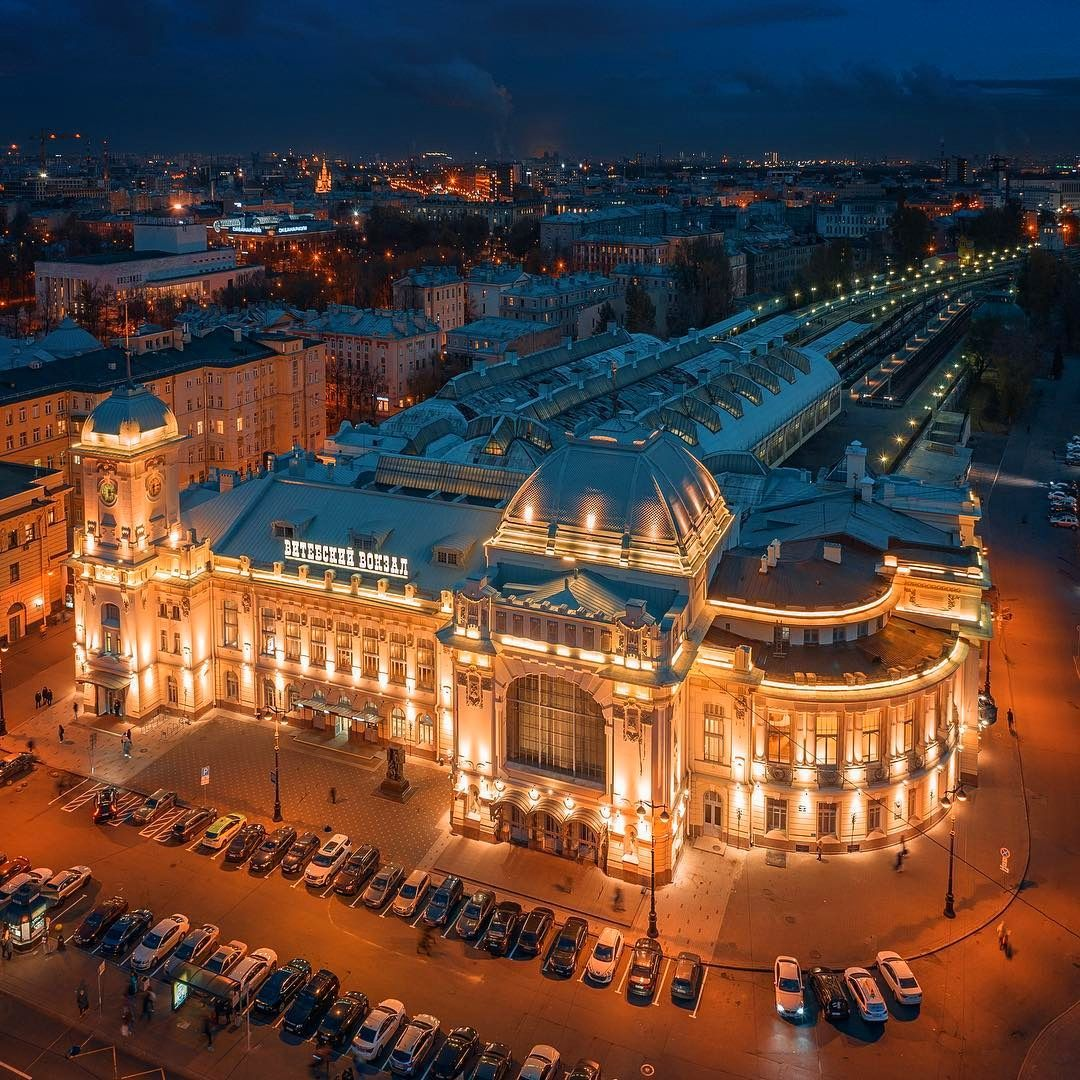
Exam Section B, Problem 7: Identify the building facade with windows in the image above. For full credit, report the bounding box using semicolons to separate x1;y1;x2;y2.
391;266;467;331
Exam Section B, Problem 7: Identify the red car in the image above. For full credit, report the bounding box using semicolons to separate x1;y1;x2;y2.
0;856;30;885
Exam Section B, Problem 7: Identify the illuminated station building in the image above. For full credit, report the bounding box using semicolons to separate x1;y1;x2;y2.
69;313;991;886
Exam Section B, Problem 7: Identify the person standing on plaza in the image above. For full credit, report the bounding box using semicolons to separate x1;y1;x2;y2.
816;837;824;861
120;1004;134;1037
203;1012;215;1050
58;724;65;743
76;982;90;1017
142;988;155;1020
35;691;41;709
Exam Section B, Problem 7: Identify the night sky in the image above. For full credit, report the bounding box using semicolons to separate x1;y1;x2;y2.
5;0;1078;160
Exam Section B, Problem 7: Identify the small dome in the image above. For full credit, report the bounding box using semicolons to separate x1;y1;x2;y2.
495;421;730;575
81;383;179;449
37;317;101;358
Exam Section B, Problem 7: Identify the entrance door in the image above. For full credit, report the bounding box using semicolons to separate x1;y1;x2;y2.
7;603;25;643
703;791;723;837
102;688;125;718
907;786;917;823
568;822;599;864
508;806;529;846
534;812;564;855
334;714;348;737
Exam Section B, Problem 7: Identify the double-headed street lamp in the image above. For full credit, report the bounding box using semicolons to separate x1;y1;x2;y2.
259;707;284;822
940;784;967;919
636;800;671;940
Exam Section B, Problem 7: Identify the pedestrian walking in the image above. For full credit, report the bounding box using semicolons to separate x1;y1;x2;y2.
894;850;904;872
416;927;434;955
35;692;41;709
128;972;138;996
329;785;337;805
612;886;625;913
56;929;65;951
40;686;48;707
137;974;150;994
816;837;824;862
1003;929;1013;958
996;921;1006;949
3;936;13;961
1007;708;1015;732
142;988;156;1020
203;1012;215;1050
76;983;90;1017
125;727;133;743
58;724;65;743
122;737;131;759
72;701;79;720
48;688;54;706
120;1004;134;1038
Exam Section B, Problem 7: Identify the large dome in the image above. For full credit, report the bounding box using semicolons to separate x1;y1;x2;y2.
80;383;179;450
494;421;730;575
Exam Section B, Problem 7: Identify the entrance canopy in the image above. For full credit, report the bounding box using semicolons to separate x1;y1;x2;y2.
81;670;131;691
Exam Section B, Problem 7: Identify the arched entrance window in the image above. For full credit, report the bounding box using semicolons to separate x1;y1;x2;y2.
6;602;26;644
703;790;723;837
533;811;564;855
263;679;277;711
224;670;239;701
101;603;122;656
567;821;600;863
390;707;409;741
505;674;606;783
507;805;529;846
418;713;434;746
166;675;179;705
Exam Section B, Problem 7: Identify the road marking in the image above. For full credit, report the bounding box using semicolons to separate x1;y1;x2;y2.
409;909;427;928
379;901;393;918
652;958;673;1006
206;846;228;861
51;892;89;923
186;839;204;854
318;882;336;899
615;954;631;995
690;967;709;1019
273;1014;286;1029
442;907;464;939
350;892;368;909
0;1059;33;1079
48;776;90;805
61;783;106;812
289;875;305;890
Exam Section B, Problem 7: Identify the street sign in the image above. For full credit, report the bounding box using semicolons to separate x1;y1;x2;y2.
270;770;277;785
200;765;210;786
1000;846;1011;874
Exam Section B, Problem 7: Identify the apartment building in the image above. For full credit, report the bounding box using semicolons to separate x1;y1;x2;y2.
391;266;466;330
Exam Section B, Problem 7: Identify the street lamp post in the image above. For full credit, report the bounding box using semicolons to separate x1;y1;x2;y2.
0;642;7;738
940;784;967;919
638;801;671;940
260;708;284;822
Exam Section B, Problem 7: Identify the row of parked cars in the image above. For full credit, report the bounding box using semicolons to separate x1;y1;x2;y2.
0;855;91;904
1047;478;1078;530
0;752;34;786
773;952;922;1024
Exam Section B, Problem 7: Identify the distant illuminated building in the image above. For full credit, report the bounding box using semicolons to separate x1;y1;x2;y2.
315;159;332;195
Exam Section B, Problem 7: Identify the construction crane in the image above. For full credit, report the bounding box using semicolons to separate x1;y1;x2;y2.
35;129;85;175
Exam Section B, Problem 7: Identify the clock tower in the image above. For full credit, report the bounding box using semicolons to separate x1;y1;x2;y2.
70;381;194;720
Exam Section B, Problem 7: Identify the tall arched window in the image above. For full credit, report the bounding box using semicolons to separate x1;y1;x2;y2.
102;603;122;656
391;707;409;740
166;675;178;705
263;679;277;711
225;670;239;701
506;673;606;783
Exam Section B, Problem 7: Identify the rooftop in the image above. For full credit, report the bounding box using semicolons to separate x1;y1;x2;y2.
303;307;440;339
446;317;553;343
0;460;59;502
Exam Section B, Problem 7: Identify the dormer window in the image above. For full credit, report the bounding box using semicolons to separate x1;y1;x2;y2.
436;549;459;566
272;521;294;539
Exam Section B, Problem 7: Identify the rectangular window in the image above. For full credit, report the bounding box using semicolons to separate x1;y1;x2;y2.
766;797;788;833
260;608;276;656
418;713;434;745
803;627;819;646
389;632;407;684
159;629;167;652
336;623;353;670
703;702;725;763
862;711;881;762
222;600;239;648
529;617;541;640
512;613;524;636
767;713;791;764
815;714;839;766
546;620;558;644
362;629;379;678
310;617;327;665
817;801;839;838
868;801;884;833
417;639;435;691
173;632;181;655
8;563;18;583
285;612;301;661
495;611;506;633
900;705;915;754
564;623;576;648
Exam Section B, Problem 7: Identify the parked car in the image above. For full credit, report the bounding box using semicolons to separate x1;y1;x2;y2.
351;998;406;1063
172;806;217;842
627;937;663;997
249;826;298;874
516;907;554;957
774;955;804;1019
163;924;220;980
131;789;178;826
471;1041;513;1080
131;913;190;972
545;917;588;977
392;870;431;918
73;896;128;948
281;831;320;875
670;951;704;1003
305;833;351;887
421;875;463;927
389;1013;440;1076
283;968;340;1036
363;864;404;909
231;948;277;1001
203;940;247;976
456;890;495;940
0;855;29;885
517;1045;560;1080
334;844;380;895
484;901;523;956
431;1025;479;1079
202;813;246;850
565;1061;602;1080
585;927;623;984
844;967;888;1022
0;752;34;783
225;823;266;865
875;950;923;1005
40;865;91;901
1049;512;1079;529
93;787;122;824
0;868;51;901
253;957;312;1016
808;968;850;1022
316;991;370;1051
99;909;154;959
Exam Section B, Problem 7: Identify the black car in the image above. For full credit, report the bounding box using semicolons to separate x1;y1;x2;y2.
545;916;588;976
225;823;266;865
456;890;495;940
566;1061;602;1080
484;901;523;956
422;874;464;927
281;832;320;875
809;967;851;1021
249;826;298;874
73;896;129;948
92;786;121;824
334;844;380;896
172;806;217;842
431;1025;479;1079
253;957;312;1016
670;951;704;1003
315;991;370;1050
516;907;554;957
99;908;154;958
0;752;34;783
627;938;663;997
282;968;340;1036
471;1041;512;1080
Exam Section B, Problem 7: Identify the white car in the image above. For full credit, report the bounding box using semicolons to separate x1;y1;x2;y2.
164;923;220;980
774;955;804;1019
40;865;91;901
844;966;888;1022
131;913;190;972
388;1013;439;1076
229;947;277;1000
1050;513;1079;529
203;939;247;976
585;927;623;983
304;833;351;887
352;998;406;1062
201;813;246;850
0;867;53;900
518;1044;561;1080
391;870;431;918
876;950;923;1005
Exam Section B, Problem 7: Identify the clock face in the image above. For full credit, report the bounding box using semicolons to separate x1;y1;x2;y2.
98;477;118;508
145;471;163;501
